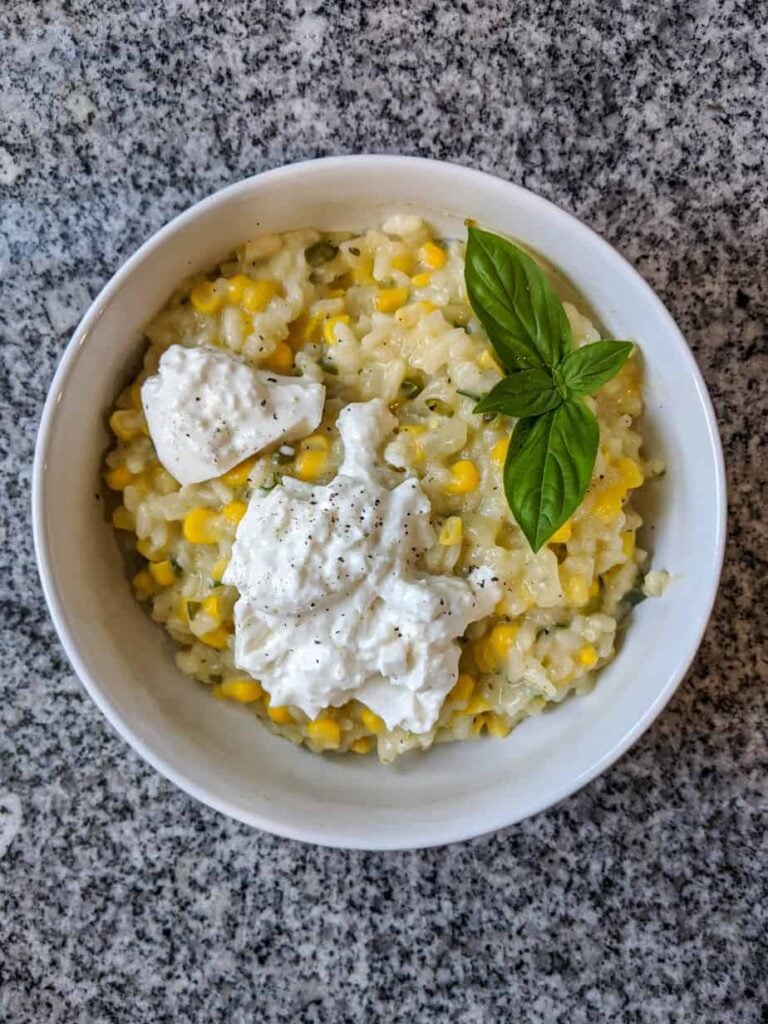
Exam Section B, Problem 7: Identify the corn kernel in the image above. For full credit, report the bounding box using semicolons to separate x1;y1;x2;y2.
300;433;331;451
129;380;143;411
446;459;479;495
485;713;511;738
477;348;502;373
491;437;509;466
137;538;164;560
243;279;279;313
202;593;224;624
295;449;327;482
325;288;345;299
621;531;635;558
563;573;589;607
390;251;413;274
360;707;384;734
105;465;133;491
549;521;573;544
589;579;600;598
263;341;293;374
351;257;374;284
222;500;247;525
112;506;133;531
438;516;463;546
472;637;496;674
220;456;256;488
322;314;351;346
592;486;623;523
221;678;263;702
288;312;322;348
132;570;155;600
175;597;191;625
488;623;519;662
149;560;176;587
411;271;432;288
190;281;223;315
211;558;229;583
577;644;599;668
465;694;492;715
226;274;252;303
420;241;447;269
376;287;409;313
350;736;374;754
449;673;475;706
200;626;229;649
183;507;219;544
399;424;426;463
307;717;341;750
267;704;293;725
109;410;141;442
617;456;644;489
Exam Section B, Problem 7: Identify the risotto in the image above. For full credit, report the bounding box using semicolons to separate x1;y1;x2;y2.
104;215;662;762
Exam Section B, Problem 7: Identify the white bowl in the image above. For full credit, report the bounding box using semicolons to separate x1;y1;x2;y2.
32;156;726;850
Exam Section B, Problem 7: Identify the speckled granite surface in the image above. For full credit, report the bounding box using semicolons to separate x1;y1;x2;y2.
1;2;766;1021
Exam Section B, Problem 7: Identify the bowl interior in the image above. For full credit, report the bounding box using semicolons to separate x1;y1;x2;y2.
34;157;724;849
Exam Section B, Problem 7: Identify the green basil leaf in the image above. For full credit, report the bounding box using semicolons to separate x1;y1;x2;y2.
559;340;633;397
465;227;573;372
474;368;562;418
504;400;599;551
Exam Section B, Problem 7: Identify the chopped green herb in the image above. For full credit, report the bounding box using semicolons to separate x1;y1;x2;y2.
399;377;425;400
305;240;338;267
259;473;282;493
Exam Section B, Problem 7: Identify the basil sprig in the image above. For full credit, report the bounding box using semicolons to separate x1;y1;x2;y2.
465;227;633;552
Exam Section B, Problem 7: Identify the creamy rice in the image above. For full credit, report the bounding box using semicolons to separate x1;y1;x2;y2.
104;216;659;762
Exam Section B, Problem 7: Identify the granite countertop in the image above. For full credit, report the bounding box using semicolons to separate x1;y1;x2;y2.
1;2;766;1021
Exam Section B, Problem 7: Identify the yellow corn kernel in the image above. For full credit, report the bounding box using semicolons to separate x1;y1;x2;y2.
295;449;327;482
288;312;322;348
375;287;409;313
472;637;496;674
175;597;191;625
577;644;599;668
449;672;475;706
190;281;223;315
200;626;229;649
477;348;502;373
300;433;331;451
411;271;432;288
399;424;426;463
136;538;162;560
617;456;644;489
132;570;155;600
360;707;384;734
564;573;590;607
488;623;519;662
325;288;346;299
351;256;374;284
263;341;293;374
220;456;256;488
211;558;229;583
183;507;219;544
420;241;447;270
465;694;492;715
267;704;293;725
589;579;600;598
221;678;263;702
389;251;412;274
242;279;279;313
592;486;623;523
549;521;573;544
225;273;252;303
222;500;247;525
322;314;351;345
109;410;141;442
148;560;176;587
485;713;512;738
105;465;133;491
438;516;463;546
446;459;480;495
201;593;224;625
112;506;133;531
129;380;143;411
307;717;342;750
621;531;636;558
350;736;374;754
490;437;509;466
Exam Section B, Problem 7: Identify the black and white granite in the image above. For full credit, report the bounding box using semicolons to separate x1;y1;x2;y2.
1;2;766;1021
